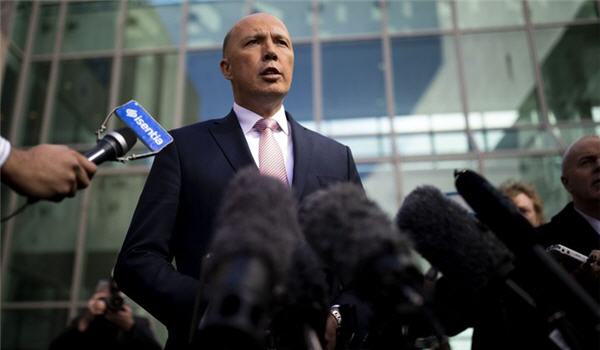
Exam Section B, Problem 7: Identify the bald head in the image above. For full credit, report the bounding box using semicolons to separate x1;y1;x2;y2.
560;135;600;218
222;13;289;58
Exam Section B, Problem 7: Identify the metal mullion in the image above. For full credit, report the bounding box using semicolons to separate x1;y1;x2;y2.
311;0;322;131
522;0;565;150
531;17;600;30
1;0;42;306
449;0;482;173
67;187;92;322
380;0;404;204
38;0;68;144
107;0;127;131
0;1;17;89
173;0;189;128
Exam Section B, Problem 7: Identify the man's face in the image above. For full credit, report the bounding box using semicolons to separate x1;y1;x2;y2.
561;136;600;208
511;192;540;227
220;14;294;107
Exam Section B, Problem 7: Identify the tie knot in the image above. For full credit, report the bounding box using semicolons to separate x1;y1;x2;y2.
254;118;280;132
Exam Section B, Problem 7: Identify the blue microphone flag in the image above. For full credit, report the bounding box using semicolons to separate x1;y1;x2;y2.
114;100;173;152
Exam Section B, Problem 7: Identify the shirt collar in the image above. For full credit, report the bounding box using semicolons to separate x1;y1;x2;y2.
234;103;289;135
574;205;600;235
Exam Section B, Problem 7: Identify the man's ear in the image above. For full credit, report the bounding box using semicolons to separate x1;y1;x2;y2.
220;58;232;80
561;175;570;192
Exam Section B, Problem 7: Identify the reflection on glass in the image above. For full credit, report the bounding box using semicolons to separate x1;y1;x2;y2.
358;162;397;215
1;309;68;350
319;0;381;37
334;135;392;158
187;1;245;47
5;197;81;301
388;0;452;33
396;131;469;156
33;2;59;54
21;62;51;146
482;155;566;217
185;50;232;122
535;25;600;123
554;126;600;146
529;0;598;23
80;175;146;299
456;0;523;29
125;0;182;49
283;43;312;121
254;1;313;39
462;31;539;127
322;40;385;120
401;159;477;195
473;129;557;152
119;54;178;130
62;1;117;53
11;1;33;51
322;116;390;135
392;35;462;125
1;51;21;136
50;58;112;144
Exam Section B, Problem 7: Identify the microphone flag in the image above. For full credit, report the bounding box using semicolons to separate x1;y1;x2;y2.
115;100;173;152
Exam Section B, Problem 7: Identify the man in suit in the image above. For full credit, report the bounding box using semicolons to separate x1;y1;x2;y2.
114;13;361;349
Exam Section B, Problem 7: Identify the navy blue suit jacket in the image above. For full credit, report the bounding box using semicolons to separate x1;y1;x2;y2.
114;111;361;349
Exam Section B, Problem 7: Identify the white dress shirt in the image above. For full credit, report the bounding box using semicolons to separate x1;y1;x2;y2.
234;103;294;185
0;136;11;167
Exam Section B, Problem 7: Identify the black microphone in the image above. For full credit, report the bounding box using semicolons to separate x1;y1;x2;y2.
83;127;137;164
192;167;302;349
299;183;426;349
454;170;600;335
396;186;515;297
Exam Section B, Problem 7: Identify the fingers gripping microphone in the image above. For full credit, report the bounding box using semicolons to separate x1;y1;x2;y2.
193;167;302;349
83;127;137;164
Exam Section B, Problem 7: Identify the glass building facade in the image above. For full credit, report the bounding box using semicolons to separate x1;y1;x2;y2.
1;0;599;348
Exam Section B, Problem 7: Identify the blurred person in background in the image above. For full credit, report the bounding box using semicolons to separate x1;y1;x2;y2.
48;279;161;350
499;180;545;227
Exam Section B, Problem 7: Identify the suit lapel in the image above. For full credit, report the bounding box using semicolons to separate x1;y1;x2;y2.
208;111;256;172
288;112;313;201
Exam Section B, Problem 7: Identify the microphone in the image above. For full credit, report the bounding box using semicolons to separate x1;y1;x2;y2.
83;127;137;164
192;167;303;349
396;186;515;298
454;169;600;345
299;183;427;349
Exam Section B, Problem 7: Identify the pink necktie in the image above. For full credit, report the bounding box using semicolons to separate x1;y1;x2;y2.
254;118;289;186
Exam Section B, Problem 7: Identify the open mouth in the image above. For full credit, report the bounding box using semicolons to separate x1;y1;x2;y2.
260;67;281;76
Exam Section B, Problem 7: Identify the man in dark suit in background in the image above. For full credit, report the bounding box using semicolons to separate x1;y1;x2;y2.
114;13;361;350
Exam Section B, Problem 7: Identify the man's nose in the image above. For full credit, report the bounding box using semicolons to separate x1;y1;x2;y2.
263;40;278;61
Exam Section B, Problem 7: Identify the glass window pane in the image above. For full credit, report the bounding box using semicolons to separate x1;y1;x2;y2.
1;308;68;350
119;53;178;131
401;159;478;195
1;50;21;136
462;31;541;128
5;197;81;301
396;131;469;156
456;0;523;29
334;135;392;158
359;162;398;215
21;62;51;146
529;0;599;23
388;0;452;33
10;1;34;51
187;1;246;47
319;0;381;38
482;155;566;219
185;50;232;122
125;0;182;49
535;25;600;123
33;2;59;54
392;35;466;139
254;1;313;39
473;129;558;152
50;58;112;144
62;1;118;53
554;125;600;146
322;40;386;120
284;43;312;121
80;175;146;299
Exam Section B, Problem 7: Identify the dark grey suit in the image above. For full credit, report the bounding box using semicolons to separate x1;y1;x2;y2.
114;110;361;349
